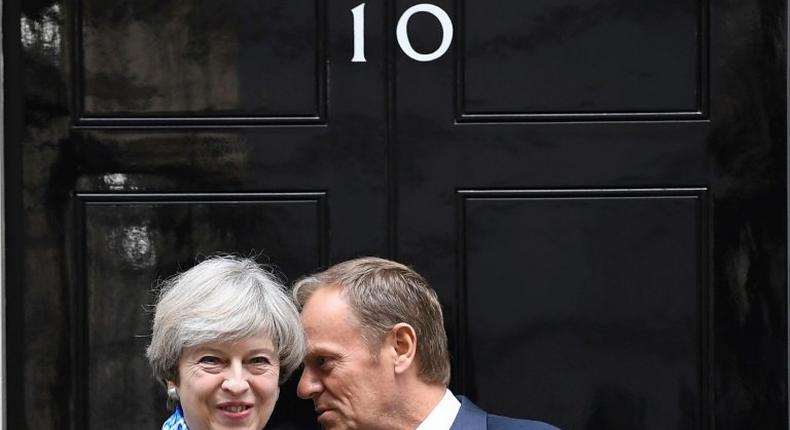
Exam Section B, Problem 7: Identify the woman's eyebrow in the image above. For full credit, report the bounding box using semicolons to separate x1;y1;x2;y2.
246;347;276;355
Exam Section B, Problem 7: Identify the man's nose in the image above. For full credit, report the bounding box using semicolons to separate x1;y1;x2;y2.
221;361;251;395
296;366;322;399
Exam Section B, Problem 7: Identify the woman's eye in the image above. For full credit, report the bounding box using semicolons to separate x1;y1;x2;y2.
198;356;222;366
249;356;271;366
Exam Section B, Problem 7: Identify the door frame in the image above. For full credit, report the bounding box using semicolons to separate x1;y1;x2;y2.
786;3;790;427
1;0;7;427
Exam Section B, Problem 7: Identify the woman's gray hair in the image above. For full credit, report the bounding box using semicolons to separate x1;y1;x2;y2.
146;256;305;385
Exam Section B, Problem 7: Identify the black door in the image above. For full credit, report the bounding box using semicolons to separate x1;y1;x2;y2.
394;0;787;429
4;0;787;429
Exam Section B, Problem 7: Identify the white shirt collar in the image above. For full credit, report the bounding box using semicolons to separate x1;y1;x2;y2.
416;389;461;430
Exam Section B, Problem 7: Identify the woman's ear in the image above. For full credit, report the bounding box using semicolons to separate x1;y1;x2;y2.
390;323;417;374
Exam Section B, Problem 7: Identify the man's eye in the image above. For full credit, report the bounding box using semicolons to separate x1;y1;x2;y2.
306;355;332;370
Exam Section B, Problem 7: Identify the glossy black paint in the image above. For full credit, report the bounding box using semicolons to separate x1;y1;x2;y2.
458;190;706;429
3;0;787;429
76;0;325;125
8;0;388;428
3;0;25;428
460;0;704;118
394;0;785;429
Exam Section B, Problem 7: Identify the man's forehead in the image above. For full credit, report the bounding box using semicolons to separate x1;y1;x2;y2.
300;287;370;355
303;285;344;311
301;286;360;329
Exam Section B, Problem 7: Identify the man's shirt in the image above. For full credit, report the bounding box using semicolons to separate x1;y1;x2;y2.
416;389;462;430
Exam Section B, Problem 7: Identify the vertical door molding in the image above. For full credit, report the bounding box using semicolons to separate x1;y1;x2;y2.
783;0;790;425
0;0;6;427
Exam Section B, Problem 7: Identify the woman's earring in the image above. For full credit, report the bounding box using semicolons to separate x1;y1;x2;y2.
167;387;179;409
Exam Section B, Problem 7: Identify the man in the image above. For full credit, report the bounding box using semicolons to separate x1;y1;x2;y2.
293;256;559;430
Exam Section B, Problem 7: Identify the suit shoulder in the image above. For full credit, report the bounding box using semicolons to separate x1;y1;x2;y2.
487;414;561;430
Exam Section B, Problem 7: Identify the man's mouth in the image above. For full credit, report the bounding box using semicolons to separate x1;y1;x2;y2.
315;406;331;418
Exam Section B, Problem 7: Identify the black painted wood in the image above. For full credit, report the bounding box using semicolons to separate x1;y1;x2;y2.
3;0;26;428
458;0;706;120
394;0;786;429
3;0;787;429
6;0;388;428
74;0;326;126
457;189;707;429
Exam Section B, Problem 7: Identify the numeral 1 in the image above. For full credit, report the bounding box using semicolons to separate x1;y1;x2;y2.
351;3;367;62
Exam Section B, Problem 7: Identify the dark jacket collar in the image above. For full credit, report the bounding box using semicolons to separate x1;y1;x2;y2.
449;395;488;430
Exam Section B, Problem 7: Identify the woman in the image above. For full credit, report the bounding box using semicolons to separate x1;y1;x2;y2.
146;256;305;430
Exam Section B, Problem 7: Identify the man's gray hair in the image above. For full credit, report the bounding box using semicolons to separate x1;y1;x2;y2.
146;256;305;385
293;256;451;386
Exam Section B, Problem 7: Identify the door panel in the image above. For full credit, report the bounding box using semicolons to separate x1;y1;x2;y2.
78;0;324;123
459;190;705;429
460;0;704;117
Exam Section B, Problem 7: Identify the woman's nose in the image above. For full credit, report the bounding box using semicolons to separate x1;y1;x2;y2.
221;362;250;394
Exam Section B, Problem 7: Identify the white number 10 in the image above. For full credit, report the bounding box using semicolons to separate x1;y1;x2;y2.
351;3;454;63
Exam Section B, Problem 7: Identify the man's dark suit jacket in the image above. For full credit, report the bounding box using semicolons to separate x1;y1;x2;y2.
449;396;560;430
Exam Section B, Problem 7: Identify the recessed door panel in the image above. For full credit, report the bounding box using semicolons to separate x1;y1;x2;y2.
78;0;323;122
460;0;703;118
459;190;705;429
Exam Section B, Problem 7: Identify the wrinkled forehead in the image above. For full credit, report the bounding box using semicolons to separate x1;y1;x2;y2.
182;331;276;356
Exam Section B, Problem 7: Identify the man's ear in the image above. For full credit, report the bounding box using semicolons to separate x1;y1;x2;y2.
390;322;417;374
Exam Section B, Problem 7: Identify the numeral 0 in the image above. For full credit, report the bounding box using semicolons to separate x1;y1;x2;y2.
351;3;454;63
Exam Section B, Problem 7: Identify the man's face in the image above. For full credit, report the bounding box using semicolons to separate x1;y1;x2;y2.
297;286;397;430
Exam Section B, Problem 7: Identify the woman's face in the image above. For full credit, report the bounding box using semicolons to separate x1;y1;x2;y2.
171;331;280;430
